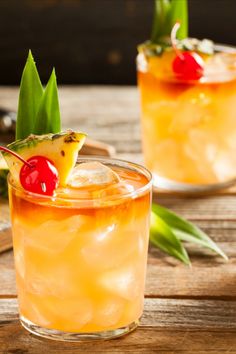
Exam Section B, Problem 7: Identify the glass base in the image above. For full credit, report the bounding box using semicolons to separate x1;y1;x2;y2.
153;173;236;193
20;315;139;342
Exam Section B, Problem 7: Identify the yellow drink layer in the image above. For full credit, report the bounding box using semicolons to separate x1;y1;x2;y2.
138;49;236;185
9;163;151;333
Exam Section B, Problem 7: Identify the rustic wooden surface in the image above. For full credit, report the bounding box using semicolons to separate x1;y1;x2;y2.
0;86;236;353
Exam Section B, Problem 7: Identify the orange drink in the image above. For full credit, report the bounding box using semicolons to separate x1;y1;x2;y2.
9;156;152;341
137;47;236;192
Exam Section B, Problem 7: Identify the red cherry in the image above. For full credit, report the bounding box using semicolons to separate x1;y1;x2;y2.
20;156;59;196
171;22;204;81
172;51;204;80
0;146;59;196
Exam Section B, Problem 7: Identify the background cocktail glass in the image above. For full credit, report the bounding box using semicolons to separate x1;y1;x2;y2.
137;45;236;192
8;156;152;341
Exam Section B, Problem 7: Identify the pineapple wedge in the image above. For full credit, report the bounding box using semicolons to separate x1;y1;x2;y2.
3;130;86;187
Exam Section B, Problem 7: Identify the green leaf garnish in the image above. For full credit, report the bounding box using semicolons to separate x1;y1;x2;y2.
151;0;188;44
150;210;190;264
16;51;44;140
34;69;61;135
151;0;171;43
16;51;61;140
151;203;228;263
169;0;188;40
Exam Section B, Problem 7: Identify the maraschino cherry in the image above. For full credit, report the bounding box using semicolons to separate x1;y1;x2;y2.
0;146;59;196
171;22;204;80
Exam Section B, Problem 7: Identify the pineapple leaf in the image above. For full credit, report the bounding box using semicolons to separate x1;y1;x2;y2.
152;204;228;261
151;0;188;44
34;68;61;135
151;0;171;43
16;50;44;140
16;51;61;139
150;210;190;265
169;0;188;39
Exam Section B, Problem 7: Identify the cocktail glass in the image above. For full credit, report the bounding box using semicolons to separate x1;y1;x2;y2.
137;45;236;192
8;156;152;341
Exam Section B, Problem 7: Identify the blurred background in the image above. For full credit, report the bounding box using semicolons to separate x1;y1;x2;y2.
0;0;235;85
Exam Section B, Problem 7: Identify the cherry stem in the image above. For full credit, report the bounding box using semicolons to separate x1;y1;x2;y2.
0;146;32;168
171;22;184;60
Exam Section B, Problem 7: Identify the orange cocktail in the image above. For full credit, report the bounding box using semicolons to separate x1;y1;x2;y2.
9;157;151;341
138;47;236;191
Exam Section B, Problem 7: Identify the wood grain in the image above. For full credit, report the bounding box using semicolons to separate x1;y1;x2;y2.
2;297;236;329
0;200;11;253
1;325;236;354
1;299;236;353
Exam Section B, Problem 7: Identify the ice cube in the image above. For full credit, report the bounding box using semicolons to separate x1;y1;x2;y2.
55;297;93;331
213;151;236;182
98;264;142;300
20;215;92;253
81;216;147;271
152;139;185;181
204;52;236;82
170;86;213;134
25;263;81;298
21;291;93;331
68;162;120;187
183;129;218;183
13;220;26;279
92;297;125;327
41;296;93;331
18;290;52;327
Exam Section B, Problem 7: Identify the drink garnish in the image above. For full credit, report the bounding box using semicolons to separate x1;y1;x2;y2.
0;145;59;196
20;156;58;196
16;51;60;140
151;0;188;45
1;52;86;196
171;22;204;80
138;1;214;60
2;131;86;193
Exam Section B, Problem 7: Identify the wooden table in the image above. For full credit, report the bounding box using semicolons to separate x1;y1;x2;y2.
1;87;236;353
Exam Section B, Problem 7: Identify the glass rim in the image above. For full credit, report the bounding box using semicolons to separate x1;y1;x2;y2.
137;43;236;83
8;155;152;207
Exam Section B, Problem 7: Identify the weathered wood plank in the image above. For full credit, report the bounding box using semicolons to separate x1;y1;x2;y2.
1;325;236;354
146;250;236;299
0;200;12;253
1;298;236;353
2;298;236;329
155;195;236;220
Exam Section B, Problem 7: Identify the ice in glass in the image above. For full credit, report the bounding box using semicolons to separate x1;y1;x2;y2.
9;157;152;341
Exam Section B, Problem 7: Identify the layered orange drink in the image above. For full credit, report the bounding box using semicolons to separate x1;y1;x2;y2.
138;44;236;191
5;132;151;341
